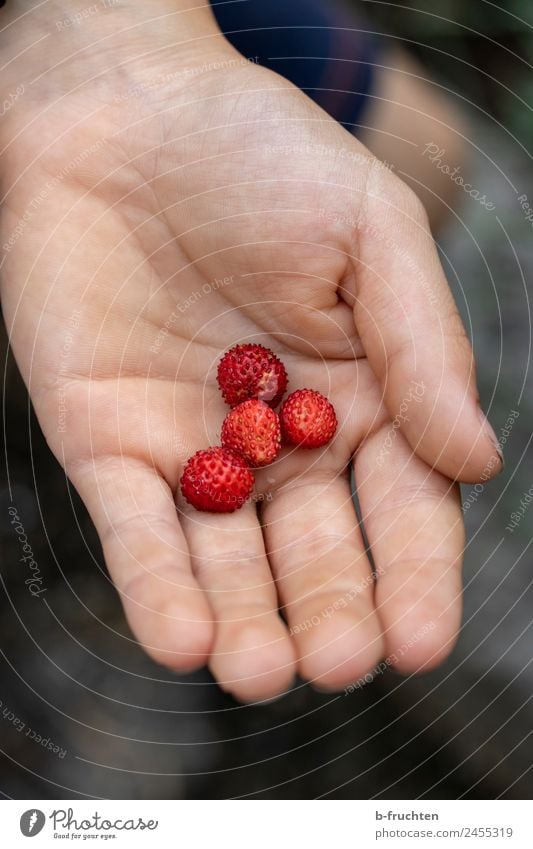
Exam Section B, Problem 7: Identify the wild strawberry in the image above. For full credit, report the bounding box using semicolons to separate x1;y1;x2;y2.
221;400;281;467
180;447;254;513
217;343;288;408
280;389;338;448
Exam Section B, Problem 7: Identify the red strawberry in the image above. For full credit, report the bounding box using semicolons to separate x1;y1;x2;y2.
280;389;338;448
217;343;288;408
221;400;281;467
180;447;254;513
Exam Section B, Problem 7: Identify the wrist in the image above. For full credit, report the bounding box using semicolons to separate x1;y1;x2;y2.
0;0;229;104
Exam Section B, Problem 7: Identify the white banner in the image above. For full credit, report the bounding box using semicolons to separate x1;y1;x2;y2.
0;800;530;848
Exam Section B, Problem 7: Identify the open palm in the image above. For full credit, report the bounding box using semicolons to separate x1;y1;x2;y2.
1;32;500;700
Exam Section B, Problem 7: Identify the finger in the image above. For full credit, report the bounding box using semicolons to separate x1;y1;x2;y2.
351;164;502;483
68;456;213;671
262;471;384;691
355;422;465;672
179;504;296;703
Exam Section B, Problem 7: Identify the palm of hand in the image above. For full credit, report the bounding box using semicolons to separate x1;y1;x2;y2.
2;57;468;700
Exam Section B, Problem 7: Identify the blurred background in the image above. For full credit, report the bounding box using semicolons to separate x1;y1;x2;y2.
1;0;532;799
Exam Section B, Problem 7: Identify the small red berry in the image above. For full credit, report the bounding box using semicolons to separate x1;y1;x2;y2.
221;399;281;467
217;343;288;408
180;447;254;513
280;389;338;448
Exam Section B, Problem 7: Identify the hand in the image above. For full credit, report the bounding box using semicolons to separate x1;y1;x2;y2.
0;1;502;701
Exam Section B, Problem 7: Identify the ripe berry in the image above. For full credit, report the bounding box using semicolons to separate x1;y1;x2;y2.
280;389;338;448
180;447;254;513
221;399;281;467
217;343;288;408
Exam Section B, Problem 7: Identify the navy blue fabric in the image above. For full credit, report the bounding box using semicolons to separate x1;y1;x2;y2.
211;0;377;130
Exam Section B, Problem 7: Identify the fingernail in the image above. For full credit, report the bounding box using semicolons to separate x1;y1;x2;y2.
478;407;504;470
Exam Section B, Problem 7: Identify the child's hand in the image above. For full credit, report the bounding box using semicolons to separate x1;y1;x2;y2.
0;1;501;700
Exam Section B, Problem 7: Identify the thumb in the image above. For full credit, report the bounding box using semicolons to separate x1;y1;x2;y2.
352;164;502;483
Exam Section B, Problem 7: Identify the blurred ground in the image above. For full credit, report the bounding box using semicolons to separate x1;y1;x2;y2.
1;0;532;799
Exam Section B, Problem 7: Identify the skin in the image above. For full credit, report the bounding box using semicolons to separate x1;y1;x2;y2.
360;47;471;231
0;0;502;702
